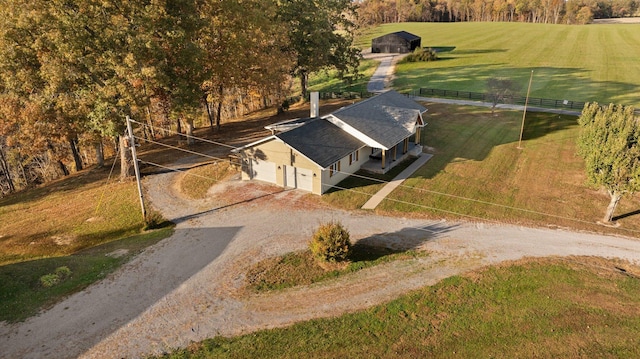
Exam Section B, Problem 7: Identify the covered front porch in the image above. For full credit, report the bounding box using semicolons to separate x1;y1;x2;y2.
361;140;424;174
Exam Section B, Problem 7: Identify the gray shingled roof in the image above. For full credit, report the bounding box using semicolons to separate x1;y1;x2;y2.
329;91;426;149
276;119;365;168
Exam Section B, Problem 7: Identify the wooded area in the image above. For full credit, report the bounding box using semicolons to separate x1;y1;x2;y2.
357;0;639;25
0;0;360;195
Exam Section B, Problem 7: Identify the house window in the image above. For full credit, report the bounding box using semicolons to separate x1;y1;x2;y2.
348;150;359;165
329;160;341;177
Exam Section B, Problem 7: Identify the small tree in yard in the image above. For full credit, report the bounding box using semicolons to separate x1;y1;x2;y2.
577;102;640;224
309;221;351;262
486;77;517;115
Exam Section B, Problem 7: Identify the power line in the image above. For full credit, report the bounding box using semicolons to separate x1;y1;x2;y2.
94;142;121;216
132;135;230;162
139;158;453;238
324;181;503;224
128;120;640;235
332;168;605;228
139;160;231;183
129;118;238;149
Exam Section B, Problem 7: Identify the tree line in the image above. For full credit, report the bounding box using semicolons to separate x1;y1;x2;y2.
0;0;361;195
357;0;639;25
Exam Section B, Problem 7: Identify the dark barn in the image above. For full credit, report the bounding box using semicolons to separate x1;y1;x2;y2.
371;31;421;54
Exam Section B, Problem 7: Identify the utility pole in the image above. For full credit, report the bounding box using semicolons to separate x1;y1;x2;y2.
518;70;534;149
126;115;146;220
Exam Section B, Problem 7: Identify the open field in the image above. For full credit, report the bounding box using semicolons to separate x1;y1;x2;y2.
0;168;146;265
357;22;640;106
324;102;640;236
5;99;640;356
155;256;640;358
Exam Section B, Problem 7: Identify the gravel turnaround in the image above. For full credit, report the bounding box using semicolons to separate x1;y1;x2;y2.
2;166;640;359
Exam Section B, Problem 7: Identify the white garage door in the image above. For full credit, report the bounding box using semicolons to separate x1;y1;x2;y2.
295;167;313;192
284;166;313;192
250;159;277;184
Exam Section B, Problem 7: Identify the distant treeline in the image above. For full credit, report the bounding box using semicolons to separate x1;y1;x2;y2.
357;0;639;25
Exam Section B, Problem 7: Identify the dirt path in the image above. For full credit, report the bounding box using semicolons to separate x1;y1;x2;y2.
2;164;640;359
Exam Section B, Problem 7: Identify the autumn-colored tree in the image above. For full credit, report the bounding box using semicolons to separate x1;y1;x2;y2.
577;103;640;224
201;0;293;130
355;0;637;24
0;0;211;180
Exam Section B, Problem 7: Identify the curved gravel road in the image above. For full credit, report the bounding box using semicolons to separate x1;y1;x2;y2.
2;162;640;358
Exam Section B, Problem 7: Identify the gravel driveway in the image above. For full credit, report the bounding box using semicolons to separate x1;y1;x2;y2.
2;165;640;359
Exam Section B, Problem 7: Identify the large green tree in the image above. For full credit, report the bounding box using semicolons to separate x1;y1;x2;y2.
278;0;361;99
577;102;640;224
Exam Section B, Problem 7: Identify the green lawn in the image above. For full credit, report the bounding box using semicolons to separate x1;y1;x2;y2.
154;257;640;358
325;102;640;236
246;246;424;292
306;59;379;94
0;168;156;265
357;22;640;106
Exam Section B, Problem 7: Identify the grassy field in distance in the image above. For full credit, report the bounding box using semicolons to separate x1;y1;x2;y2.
357;22;640;106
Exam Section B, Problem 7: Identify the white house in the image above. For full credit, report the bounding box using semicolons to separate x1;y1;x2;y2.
232;90;427;195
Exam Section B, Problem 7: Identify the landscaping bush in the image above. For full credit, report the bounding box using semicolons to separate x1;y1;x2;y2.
40;274;60;288
39;266;72;288
55;266;71;279
309;221;351;262
401;47;438;63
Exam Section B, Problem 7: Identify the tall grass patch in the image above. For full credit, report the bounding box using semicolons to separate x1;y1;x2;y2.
0;168;147;265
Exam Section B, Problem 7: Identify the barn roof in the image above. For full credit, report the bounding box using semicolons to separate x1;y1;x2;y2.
392;31;421;41
374;31;421;42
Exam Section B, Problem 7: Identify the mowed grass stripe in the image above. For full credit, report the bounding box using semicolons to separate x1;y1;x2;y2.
362;23;640;106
